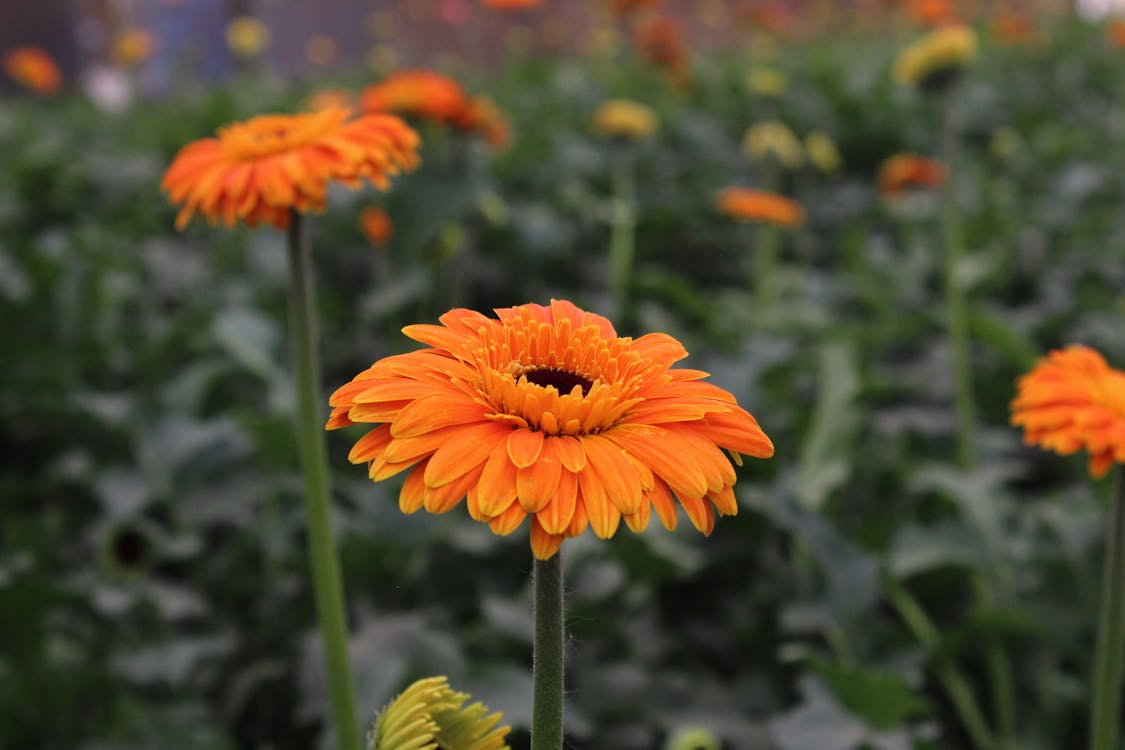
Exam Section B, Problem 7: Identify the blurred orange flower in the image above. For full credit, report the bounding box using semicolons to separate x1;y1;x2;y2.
452;96;512;148
327;300;774;559
877;153;946;195
361;69;470;124
359;206;394;246
305;88;354;112
481;0;541;8
162;108;420;230
1011;346;1125;479
635;16;690;87
716;187;804;228
2;46;62;95
989;12;1040;46
111;28;157;68
1108;19;1125;48
362;70;510;148
611;0;662;18
905;0;957;27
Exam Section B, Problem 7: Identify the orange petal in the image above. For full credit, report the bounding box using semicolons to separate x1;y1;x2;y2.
507;428;544;468
516;438;562;513
424;463;483;514
538;470;578;535
707;484;738;516
554;435;587;471
348;425;392;463
423;421;511;488
390;393;489;438
488;502;527;536
582;434;643;514
565;494;589;537
578;466;620;539
477;439;519;517
530;517;565;560
607;424;708;498
699;408;775;458
647;478;678;531
623;499;651;533
678;492;716;535
399;462;427;513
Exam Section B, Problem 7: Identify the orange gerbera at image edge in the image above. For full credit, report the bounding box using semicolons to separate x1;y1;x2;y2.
877;153;946;196
716;187;804;228
2;46;62;95
1011;346;1125;479
327;300;774;560
161;107;420;230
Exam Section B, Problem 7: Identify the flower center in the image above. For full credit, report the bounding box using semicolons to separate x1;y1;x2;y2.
521;367;593;397
219;110;346;161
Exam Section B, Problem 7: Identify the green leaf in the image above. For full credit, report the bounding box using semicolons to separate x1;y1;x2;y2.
810;658;932;730
796;342;860;511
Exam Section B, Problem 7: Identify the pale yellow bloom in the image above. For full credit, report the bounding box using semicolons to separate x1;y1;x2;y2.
893;25;978;90
593;99;658;140
226;16;270;58
746;66;787;97
369;675;510;750
742;121;803;169
804;132;842;174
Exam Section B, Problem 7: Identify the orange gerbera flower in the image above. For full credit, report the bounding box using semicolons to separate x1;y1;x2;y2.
635;16;690;87
359;205;393;246
2;46;62;95
877;153;946;196
1108;20;1125;49
989;12;1040;46
1011;346;1125;479
360;70;470;124
162;108;420;230
451;96;512;148
716;187;804;228
611;0;663;18
482;0;541;8
905;0;957;27
327;300;774;560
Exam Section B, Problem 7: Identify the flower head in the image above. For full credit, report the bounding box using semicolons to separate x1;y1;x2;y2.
162;108;420;229
593;99;658;140
904;0;958;28
742;121;804;170
2;46;62;95
226;16;271;58
370;675;510;750
990;12;1042;46
359;205;394;246
328;300;773;560
877;153;946;196
305;88;355;112
746;66;788;97
361;69;471;124
1108;19;1125;48
481;0;541;9
1011;346;1125;479
635;16;690;87
451;96;512;149
110;28;157;68
894;25;978;91
611;0;663;19
716;187;804;228
804;131;842;175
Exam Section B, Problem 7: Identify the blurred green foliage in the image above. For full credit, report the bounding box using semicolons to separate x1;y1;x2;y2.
1;16;1124;750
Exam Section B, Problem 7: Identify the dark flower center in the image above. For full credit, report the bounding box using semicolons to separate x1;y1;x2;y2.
523;367;593;397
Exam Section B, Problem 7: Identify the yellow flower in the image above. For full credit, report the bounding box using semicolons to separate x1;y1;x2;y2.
804;131;842;175
592;99;658;140
369;676;510;750
226;16;270;59
742;121;803;170
110;28;157;68
893;25;978;91
746;66;787;97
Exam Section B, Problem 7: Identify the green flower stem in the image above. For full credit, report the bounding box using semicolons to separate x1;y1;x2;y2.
532;553;565;750
1090;468;1125;750
285;211;363;750
939;91;977;470
754;223;780;310
940;91;1016;749
886;577;996;750
608;148;637;322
